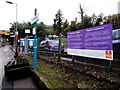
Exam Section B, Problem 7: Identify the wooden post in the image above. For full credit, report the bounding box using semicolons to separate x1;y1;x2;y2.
72;55;74;62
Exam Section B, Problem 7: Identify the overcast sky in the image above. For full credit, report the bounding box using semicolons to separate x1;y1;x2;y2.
0;0;119;30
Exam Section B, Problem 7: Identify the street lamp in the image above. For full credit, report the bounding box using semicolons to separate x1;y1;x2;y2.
6;0;18;57
6;1;17;33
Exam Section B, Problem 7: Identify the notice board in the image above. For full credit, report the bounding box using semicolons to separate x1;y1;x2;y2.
67;24;113;60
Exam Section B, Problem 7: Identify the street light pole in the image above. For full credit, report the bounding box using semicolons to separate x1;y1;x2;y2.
6;0;18;34
6;1;18;57
16;3;18;33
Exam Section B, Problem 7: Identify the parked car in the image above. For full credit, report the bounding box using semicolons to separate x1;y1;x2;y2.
39;40;64;52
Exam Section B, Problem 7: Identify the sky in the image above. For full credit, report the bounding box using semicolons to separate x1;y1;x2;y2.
0;0;119;30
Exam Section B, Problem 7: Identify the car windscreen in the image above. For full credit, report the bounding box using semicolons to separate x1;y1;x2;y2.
112;29;120;40
50;40;59;46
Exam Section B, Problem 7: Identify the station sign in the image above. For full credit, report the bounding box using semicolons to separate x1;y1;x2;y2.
31;14;39;24
25;29;30;34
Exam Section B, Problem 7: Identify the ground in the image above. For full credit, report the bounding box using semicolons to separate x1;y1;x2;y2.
26;55;117;89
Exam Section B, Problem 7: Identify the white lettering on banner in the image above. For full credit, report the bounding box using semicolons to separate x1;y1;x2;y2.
86;27;104;31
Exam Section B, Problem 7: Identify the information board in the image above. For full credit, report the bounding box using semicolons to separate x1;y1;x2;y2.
67;24;113;60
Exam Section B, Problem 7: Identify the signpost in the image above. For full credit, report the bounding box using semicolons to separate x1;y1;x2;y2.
31;8;39;70
67;24;113;60
25;29;30;53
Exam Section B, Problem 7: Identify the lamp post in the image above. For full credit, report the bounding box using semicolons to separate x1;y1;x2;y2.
6;1;18;57
6;1;17;33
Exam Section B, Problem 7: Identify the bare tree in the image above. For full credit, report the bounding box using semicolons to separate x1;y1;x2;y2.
77;4;85;24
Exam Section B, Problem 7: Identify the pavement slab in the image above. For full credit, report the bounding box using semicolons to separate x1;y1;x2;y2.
2;76;13;89
14;77;37;89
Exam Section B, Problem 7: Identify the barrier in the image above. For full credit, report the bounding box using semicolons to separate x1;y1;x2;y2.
5;62;31;81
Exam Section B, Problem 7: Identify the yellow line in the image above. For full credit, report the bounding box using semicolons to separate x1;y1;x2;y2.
6;66;29;71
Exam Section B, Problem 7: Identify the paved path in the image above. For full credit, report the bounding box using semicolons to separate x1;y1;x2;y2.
1;45;38;89
2;77;37;89
14;77;37;89
0;45;14;89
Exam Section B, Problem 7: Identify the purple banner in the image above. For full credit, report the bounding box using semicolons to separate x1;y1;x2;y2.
67;24;112;50
67;29;85;49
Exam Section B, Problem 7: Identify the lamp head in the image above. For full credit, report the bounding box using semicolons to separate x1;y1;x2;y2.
6;1;13;4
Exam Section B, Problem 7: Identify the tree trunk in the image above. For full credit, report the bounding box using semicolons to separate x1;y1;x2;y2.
58;33;62;62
